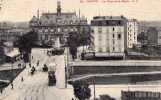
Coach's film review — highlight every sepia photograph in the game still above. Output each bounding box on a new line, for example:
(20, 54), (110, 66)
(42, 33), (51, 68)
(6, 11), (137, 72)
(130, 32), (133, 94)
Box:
(1, 0), (161, 100)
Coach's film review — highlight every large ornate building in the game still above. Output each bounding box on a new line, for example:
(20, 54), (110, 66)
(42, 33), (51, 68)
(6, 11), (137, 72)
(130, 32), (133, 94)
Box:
(29, 1), (89, 47)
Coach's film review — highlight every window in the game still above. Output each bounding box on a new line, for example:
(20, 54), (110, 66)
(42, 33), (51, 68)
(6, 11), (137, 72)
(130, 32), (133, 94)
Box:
(51, 29), (54, 32)
(118, 34), (121, 39)
(70, 20), (73, 24)
(113, 27), (115, 31)
(113, 40), (115, 44)
(70, 28), (74, 31)
(99, 34), (102, 41)
(99, 47), (102, 52)
(113, 34), (115, 38)
(148, 92), (151, 98)
(45, 29), (48, 32)
(118, 21), (121, 25)
(113, 47), (115, 51)
(38, 29), (42, 33)
(64, 20), (67, 24)
(57, 28), (61, 32)
(66, 15), (69, 18)
(134, 36), (136, 40)
(98, 27), (102, 33)
(106, 48), (109, 52)
(91, 29), (94, 33)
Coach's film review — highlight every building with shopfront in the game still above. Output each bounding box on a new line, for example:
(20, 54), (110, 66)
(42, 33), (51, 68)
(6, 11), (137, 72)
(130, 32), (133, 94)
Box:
(121, 91), (161, 100)
(90, 16), (127, 58)
(90, 16), (139, 58)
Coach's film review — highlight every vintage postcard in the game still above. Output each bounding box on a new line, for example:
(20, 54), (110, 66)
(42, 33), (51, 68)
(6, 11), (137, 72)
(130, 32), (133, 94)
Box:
(1, 0), (161, 100)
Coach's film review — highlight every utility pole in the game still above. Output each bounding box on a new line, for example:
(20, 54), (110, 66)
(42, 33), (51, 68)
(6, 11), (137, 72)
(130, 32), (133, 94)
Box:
(93, 77), (96, 100)
(11, 58), (14, 82)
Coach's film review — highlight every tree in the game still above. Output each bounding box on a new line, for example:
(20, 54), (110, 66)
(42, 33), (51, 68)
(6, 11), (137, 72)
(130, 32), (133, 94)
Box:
(78, 31), (91, 46)
(67, 31), (90, 60)
(72, 81), (91, 100)
(67, 32), (79, 60)
(99, 95), (116, 100)
(17, 30), (38, 62)
(137, 32), (147, 44)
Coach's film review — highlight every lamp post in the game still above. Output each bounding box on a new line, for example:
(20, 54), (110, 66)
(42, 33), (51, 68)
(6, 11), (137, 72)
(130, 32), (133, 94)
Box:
(93, 76), (96, 100)
(64, 47), (69, 88)
(11, 58), (14, 82)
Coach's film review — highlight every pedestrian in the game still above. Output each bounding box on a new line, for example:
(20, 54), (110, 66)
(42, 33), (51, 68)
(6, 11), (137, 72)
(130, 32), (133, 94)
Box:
(0, 89), (3, 94)
(21, 77), (23, 82)
(18, 63), (21, 68)
(31, 66), (36, 75)
(71, 98), (74, 100)
(29, 63), (31, 68)
(11, 83), (13, 90)
(37, 60), (39, 66)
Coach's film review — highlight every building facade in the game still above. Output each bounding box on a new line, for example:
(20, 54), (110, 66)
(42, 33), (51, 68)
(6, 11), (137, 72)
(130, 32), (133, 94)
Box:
(121, 91), (161, 100)
(0, 45), (5, 64)
(90, 16), (127, 54)
(126, 19), (138, 48)
(157, 30), (161, 45)
(0, 28), (27, 43)
(0, 22), (28, 43)
(29, 1), (89, 47)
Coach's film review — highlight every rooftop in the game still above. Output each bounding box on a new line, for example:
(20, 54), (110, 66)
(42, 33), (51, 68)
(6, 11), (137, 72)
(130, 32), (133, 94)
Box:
(91, 16), (127, 26)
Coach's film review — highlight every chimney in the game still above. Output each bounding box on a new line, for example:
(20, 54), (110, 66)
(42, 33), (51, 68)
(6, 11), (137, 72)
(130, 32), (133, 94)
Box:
(57, 1), (61, 16)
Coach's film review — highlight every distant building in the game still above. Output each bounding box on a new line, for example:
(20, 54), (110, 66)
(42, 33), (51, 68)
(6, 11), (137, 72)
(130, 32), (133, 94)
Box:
(29, 1), (89, 47)
(90, 16), (127, 56)
(158, 30), (161, 45)
(121, 91), (161, 100)
(0, 23), (29, 43)
(0, 45), (5, 64)
(126, 19), (138, 48)
(139, 21), (161, 34)
(147, 27), (158, 45)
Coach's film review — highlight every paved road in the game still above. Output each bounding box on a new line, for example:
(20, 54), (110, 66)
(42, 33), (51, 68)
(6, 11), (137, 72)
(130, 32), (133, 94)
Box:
(0, 48), (72, 100)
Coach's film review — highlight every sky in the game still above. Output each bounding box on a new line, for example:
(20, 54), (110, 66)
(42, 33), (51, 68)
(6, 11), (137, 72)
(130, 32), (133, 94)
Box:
(0, 0), (161, 22)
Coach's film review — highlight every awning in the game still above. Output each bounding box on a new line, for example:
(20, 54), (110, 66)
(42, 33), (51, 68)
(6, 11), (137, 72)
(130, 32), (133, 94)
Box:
(5, 48), (20, 58)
